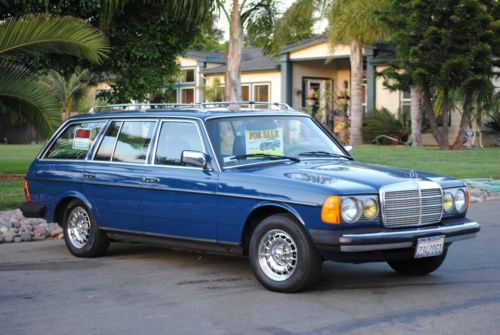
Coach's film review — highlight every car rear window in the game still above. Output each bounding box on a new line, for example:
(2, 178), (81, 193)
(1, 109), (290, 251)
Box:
(45, 122), (105, 160)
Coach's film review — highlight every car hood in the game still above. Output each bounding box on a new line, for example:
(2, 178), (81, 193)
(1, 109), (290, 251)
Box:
(228, 159), (464, 195)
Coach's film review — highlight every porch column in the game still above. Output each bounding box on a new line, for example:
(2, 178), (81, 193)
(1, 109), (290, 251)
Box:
(280, 54), (293, 106)
(366, 48), (375, 113)
(197, 60), (205, 103)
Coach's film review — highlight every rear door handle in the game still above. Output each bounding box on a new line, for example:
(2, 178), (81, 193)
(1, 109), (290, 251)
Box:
(143, 177), (159, 183)
(83, 173), (96, 179)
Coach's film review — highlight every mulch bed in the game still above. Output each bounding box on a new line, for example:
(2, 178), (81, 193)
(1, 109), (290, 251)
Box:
(0, 174), (24, 182)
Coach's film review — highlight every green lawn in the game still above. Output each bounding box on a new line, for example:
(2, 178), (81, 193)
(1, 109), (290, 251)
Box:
(352, 145), (500, 179)
(0, 181), (24, 211)
(0, 144), (43, 174)
(0, 144), (499, 210)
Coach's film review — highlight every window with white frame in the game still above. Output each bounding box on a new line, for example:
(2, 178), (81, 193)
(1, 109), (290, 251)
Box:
(400, 89), (412, 115)
(180, 68), (195, 83)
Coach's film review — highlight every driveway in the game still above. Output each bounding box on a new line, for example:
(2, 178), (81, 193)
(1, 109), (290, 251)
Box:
(1, 200), (499, 335)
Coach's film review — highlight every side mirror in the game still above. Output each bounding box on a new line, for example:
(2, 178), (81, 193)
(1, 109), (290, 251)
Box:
(181, 150), (208, 169)
(344, 145), (353, 155)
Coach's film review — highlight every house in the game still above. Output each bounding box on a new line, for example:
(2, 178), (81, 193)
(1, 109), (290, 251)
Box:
(179, 36), (485, 145)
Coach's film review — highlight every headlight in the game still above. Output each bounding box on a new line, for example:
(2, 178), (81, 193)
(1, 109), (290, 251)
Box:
(454, 189), (466, 213)
(341, 197), (362, 223)
(443, 192), (455, 213)
(362, 198), (378, 220)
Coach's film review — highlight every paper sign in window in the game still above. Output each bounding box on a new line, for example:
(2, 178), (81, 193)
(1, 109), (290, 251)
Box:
(245, 128), (284, 155)
(73, 128), (92, 150)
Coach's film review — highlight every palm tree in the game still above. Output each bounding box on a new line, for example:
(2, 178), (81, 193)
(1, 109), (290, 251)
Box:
(327, 0), (389, 145)
(46, 68), (92, 120)
(0, 14), (108, 138)
(216, 0), (276, 101)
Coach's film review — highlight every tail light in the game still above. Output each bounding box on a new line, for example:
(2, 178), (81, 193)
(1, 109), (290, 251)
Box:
(24, 180), (31, 202)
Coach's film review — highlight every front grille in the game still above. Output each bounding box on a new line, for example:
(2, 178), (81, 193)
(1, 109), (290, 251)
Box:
(381, 181), (443, 228)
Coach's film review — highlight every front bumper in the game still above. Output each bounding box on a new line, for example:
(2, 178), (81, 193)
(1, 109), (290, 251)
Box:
(309, 218), (480, 253)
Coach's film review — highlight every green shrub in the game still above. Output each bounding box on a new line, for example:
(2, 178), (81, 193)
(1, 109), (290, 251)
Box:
(363, 107), (411, 144)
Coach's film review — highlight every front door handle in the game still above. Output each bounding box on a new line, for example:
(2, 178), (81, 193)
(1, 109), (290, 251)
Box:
(83, 173), (96, 179)
(143, 177), (159, 183)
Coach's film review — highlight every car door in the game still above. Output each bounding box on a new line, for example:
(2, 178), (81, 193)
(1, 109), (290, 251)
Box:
(83, 119), (157, 232)
(141, 119), (218, 241)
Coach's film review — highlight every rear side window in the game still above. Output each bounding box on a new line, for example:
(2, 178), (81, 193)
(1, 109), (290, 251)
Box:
(45, 122), (105, 160)
(94, 121), (121, 161)
(113, 121), (155, 163)
(94, 121), (155, 164)
(154, 121), (204, 166)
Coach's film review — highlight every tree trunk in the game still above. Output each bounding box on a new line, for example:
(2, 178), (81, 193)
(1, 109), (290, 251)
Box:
(410, 87), (423, 147)
(440, 87), (450, 150)
(225, 0), (242, 102)
(421, 84), (445, 147)
(451, 92), (473, 150)
(348, 40), (363, 145)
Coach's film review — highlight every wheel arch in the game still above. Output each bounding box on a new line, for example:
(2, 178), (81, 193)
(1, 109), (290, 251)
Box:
(240, 202), (305, 256)
(53, 192), (94, 226)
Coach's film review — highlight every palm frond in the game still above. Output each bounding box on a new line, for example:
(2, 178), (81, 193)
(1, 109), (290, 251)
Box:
(0, 14), (109, 63)
(0, 61), (61, 138)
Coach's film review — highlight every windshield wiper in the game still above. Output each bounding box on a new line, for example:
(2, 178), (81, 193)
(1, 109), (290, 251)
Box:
(298, 151), (352, 160)
(230, 153), (300, 162)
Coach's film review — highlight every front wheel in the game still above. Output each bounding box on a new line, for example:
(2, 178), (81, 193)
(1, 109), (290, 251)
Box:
(249, 214), (322, 292)
(387, 250), (447, 275)
(62, 199), (109, 257)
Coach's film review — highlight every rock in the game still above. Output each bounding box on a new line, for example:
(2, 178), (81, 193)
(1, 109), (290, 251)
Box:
(33, 234), (47, 241)
(20, 232), (32, 242)
(0, 226), (8, 233)
(2, 231), (16, 238)
(14, 236), (22, 243)
(4, 236), (14, 243)
(24, 225), (34, 232)
(33, 225), (47, 236)
(0, 237), (3, 243)
(49, 226), (63, 238)
(57, 233), (64, 240)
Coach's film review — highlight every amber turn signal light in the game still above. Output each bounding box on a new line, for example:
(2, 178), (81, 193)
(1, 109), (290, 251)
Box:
(24, 180), (31, 202)
(321, 196), (340, 224)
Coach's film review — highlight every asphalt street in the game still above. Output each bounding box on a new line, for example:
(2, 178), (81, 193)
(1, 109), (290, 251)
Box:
(1, 200), (499, 335)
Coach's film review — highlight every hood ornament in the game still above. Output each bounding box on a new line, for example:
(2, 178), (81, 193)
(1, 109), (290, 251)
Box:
(409, 169), (418, 179)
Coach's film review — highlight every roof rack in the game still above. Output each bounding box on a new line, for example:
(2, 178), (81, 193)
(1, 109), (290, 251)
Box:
(88, 103), (203, 113)
(88, 101), (294, 113)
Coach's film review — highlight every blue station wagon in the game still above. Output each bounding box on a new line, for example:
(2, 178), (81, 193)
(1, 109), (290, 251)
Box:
(21, 102), (480, 292)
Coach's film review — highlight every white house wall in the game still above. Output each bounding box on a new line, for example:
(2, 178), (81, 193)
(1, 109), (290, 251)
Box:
(205, 72), (281, 102)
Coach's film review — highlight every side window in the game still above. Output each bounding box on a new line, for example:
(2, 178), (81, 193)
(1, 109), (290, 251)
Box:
(45, 122), (105, 160)
(94, 121), (121, 161)
(112, 121), (155, 164)
(154, 121), (204, 166)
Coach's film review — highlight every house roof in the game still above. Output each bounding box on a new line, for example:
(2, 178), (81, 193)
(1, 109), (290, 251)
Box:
(185, 50), (226, 64)
(203, 47), (280, 74)
(279, 35), (328, 54)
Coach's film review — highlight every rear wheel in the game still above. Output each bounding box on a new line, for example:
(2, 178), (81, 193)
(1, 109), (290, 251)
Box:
(387, 250), (447, 275)
(62, 199), (109, 257)
(249, 213), (322, 292)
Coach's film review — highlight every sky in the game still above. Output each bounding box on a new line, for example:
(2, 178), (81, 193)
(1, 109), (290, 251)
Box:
(215, 0), (296, 40)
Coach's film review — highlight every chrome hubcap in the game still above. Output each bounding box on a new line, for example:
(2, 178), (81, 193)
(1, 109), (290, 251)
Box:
(67, 207), (91, 249)
(258, 229), (298, 281)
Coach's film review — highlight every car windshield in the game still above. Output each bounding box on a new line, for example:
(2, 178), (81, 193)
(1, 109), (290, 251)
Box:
(206, 115), (347, 168)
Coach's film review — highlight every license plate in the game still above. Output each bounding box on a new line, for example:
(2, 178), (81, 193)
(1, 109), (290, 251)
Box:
(414, 236), (445, 258)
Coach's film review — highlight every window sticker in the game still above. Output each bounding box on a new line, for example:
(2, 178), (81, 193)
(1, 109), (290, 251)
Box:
(73, 128), (92, 150)
(245, 128), (284, 155)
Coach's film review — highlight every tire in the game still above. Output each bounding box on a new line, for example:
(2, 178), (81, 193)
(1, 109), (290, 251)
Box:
(387, 249), (447, 275)
(249, 213), (322, 292)
(62, 199), (109, 257)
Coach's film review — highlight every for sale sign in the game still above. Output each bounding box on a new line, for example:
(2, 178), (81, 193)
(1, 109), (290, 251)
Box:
(73, 128), (92, 150)
(245, 128), (284, 155)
